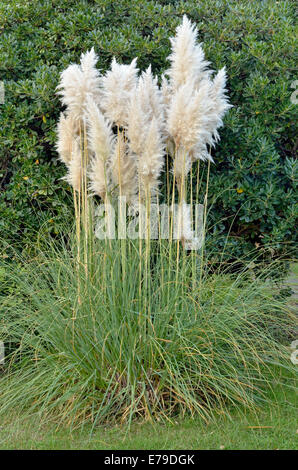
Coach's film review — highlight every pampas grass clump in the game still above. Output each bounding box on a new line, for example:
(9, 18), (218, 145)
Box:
(2, 17), (294, 431)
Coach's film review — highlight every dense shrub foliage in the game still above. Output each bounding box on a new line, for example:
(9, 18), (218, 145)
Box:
(0, 0), (297, 259)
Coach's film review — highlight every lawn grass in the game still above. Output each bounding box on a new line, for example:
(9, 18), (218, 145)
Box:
(0, 383), (296, 450)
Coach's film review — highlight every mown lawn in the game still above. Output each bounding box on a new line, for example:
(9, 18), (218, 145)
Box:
(0, 384), (296, 450)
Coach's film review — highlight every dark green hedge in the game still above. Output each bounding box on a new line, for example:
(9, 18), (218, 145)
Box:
(0, 0), (297, 259)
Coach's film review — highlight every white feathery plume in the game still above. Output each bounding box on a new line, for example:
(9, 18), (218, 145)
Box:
(56, 112), (83, 192)
(189, 143), (211, 163)
(126, 83), (148, 156)
(167, 80), (215, 178)
(206, 67), (232, 143)
(161, 74), (174, 154)
(127, 65), (164, 152)
(127, 72), (165, 197)
(188, 68), (231, 163)
(173, 145), (192, 181)
(127, 66), (164, 153)
(57, 48), (101, 121)
(137, 66), (164, 128)
(167, 82), (191, 150)
(138, 118), (164, 196)
(56, 112), (80, 165)
(167, 15), (210, 90)
(64, 138), (82, 192)
(166, 17), (231, 169)
(85, 97), (114, 199)
(168, 79), (214, 152)
(101, 57), (138, 127)
(109, 132), (138, 203)
(161, 74), (172, 109)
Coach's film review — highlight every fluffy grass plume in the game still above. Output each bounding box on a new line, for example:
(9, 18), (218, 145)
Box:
(109, 132), (138, 203)
(138, 117), (164, 196)
(167, 15), (210, 90)
(101, 57), (138, 127)
(127, 67), (165, 197)
(57, 48), (101, 121)
(166, 17), (230, 174)
(85, 97), (114, 200)
(56, 112), (80, 166)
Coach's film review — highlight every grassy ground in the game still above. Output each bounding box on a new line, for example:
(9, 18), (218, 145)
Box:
(0, 384), (296, 450)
